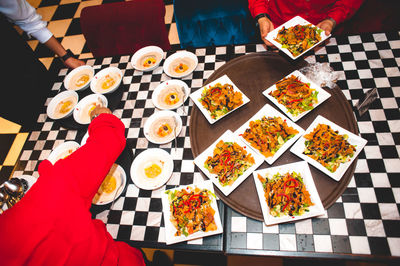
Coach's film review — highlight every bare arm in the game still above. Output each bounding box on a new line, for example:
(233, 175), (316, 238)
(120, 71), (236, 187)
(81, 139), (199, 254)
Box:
(257, 16), (275, 47)
(44, 36), (85, 69)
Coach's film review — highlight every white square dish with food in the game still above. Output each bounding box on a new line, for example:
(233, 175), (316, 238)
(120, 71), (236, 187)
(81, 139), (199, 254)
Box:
(266, 16), (330, 60)
(263, 70), (331, 122)
(189, 75), (250, 124)
(235, 104), (304, 165)
(161, 180), (223, 245)
(290, 115), (367, 181)
(193, 130), (264, 196)
(253, 161), (325, 226)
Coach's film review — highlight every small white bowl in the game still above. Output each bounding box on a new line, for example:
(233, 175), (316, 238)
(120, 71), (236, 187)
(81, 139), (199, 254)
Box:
(90, 67), (123, 94)
(130, 148), (173, 190)
(152, 80), (190, 110)
(73, 94), (108, 125)
(64, 65), (94, 91)
(92, 164), (127, 205)
(47, 90), (79, 120)
(131, 46), (164, 72)
(47, 141), (80, 164)
(143, 110), (182, 144)
(163, 51), (198, 78)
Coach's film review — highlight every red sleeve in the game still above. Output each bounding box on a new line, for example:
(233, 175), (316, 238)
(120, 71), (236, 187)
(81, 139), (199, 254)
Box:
(248, 0), (269, 18)
(326, 0), (364, 25)
(53, 113), (126, 201)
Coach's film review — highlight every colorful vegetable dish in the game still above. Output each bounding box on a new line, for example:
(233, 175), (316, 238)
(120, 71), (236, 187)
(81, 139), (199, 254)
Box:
(274, 24), (322, 57)
(199, 83), (243, 119)
(241, 116), (299, 158)
(258, 171), (314, 217)
(303, 123), (356, 172)
(166, 186), (218, 237)
(204, 140), (255, 186)
(269, 74), (318, 116)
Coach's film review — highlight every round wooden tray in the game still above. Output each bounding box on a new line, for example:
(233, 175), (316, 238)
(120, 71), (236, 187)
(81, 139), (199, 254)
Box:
(189, 52), (358, 221)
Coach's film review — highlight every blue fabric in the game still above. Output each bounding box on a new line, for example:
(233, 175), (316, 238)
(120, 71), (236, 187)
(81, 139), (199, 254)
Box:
(174, 0), (258, 48)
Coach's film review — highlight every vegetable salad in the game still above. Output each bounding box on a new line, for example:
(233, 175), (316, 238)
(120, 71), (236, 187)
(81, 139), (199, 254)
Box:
(303, 123), (356, 172)
(204, 140), (255, 186)
(258, 171), (314, 217)
(166, 187), (217, 237)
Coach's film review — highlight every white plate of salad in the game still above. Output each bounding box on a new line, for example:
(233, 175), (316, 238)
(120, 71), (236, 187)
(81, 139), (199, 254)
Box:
(234, 104), (304, 165)
(263, 70), (331, 122)
(253, 161), (325, 226)
(189, 74), (250, 124)
(265, 16), (330, 60)
(193, 130), (264, 196)
(161, 180), (223, 245)
(290, 115), (367, 181)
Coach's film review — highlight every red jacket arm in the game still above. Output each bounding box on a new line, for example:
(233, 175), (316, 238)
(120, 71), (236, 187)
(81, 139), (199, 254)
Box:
(248, 0), (269, 18)
(54, 113), (126, 201)
(326, 0), (364, 25)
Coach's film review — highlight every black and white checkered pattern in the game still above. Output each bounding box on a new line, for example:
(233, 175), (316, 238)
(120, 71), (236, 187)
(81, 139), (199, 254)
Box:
(225, 32), (400, 258)
(13, 32), (400, 257)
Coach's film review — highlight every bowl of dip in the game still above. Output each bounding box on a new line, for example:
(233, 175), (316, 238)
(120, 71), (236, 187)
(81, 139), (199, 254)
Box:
(47, 141), (80, 164)
(73, 93), (108, 125)
(47, 90), (79, 120)
(64, 65), (94, 91)
(152, 80), (189, 110)
(131, 46), (164, 72)
(90, 66), (123, 94)
(163, 51), (198, 78)
(92, 163), (127, 205)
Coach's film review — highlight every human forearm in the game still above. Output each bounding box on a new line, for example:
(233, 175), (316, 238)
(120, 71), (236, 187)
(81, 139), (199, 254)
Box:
(44, 36), (67, 57)
(44, 36), (85, 69)
(65, 114), (126, 199)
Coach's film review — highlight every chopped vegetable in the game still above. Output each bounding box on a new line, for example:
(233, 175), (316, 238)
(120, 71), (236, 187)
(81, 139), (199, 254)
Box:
(269, 74), (318, 116)
(274, 24), (323, 57)
(258, 171), (314, 217)
(241, 116), (299, 158)
(199, 83), (243, 119)
(204, 140), (255, 186)
(303, 123), (356, 172)
(166, 187), (217, 237)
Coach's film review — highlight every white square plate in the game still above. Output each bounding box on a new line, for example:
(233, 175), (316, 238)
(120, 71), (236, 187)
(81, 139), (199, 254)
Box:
(234, 104), (304, 165)
(290, 115), (368, 181)
(161, 180), (223, 245)
(189, 75), (250, 124)
(193, 130), (264, 196)
(253, 161), (325, 226)
(266, 16), (331, 60)
(263, 70), (331, 122)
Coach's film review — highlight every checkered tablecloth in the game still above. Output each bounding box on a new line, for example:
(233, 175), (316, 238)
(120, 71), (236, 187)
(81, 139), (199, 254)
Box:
(14, 31), (400, 258)
(224, 32), (400, 259)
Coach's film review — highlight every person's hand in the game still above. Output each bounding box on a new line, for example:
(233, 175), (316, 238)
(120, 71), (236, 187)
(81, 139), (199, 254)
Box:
(90, 106), (112, 121)
(317, 19), (335, 36)
(63, 57), (85, 69)
(258, 16), (275, 47)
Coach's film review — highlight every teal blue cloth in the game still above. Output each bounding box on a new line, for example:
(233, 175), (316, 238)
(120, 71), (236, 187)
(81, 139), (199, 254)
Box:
(174, 0), (258, 48)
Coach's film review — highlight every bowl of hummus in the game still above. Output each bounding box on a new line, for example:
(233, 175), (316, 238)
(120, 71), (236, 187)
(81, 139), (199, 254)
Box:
(163, 51), (198, 78)
(73, 93), (108, 125)
(152, 80), (189, 110)
(131, 46), (164, 72)
(144, 111), (182, 144)
(64, 65), (94, 91)
(47, 141), (80, 164)
(130, 148), (173, 190)
(47, 90), (79, 120)
(90, 67), (123, 94)
(92, 163), (126, 205)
